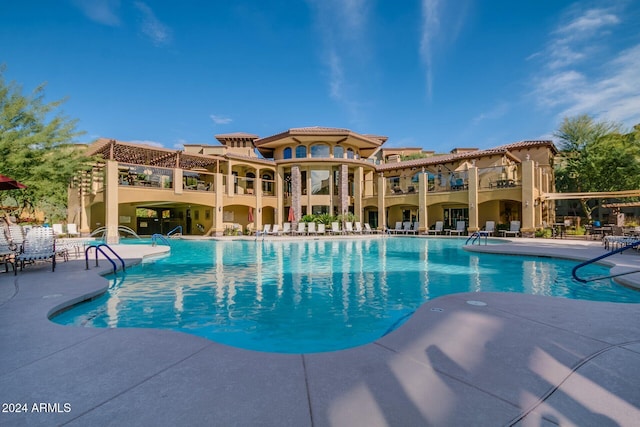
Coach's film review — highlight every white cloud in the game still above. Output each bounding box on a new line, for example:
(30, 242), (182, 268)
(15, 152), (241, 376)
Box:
(529, 5), (640, 128)
(420, 0), (440, 99)
(307, 0), (369, 124)
(472, 102), (510, 125)
(134, 1), (172, 45)
(210, 115), (233, 125)
(73, 0), (121, 26)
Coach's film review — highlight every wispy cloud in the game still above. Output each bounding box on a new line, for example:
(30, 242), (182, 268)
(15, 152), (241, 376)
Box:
(73, 0), (121, 26)
(134, 1), (172, 46)
(529, 5), (639, 127)
(419, 0), (469, 100)
(472, 102), (510, 125)
(307, 0), (369, 125)
(210, 115), (233, 125)
(420, 0), (440, 99)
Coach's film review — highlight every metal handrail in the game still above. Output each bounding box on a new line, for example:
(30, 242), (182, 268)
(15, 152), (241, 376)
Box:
(465, 231), (488, 245)
(572, 240), (640, 283)
(151, 233), (170, 246)
(85, 243), (126, 274)
(167, 225), (182, 236)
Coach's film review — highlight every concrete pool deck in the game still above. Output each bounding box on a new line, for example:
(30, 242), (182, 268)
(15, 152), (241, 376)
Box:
(0, 237), (639, 426)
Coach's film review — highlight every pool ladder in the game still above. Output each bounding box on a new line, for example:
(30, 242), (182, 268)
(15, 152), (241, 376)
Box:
(465, 231), (489, 245)
(572, 239), (640, 283)
(151, 233), (171, 246)
(85, 243), (126, 274)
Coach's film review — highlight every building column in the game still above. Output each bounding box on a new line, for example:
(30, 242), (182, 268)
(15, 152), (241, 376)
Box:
(338, 164), (349, 218)
(276, 166), (284, 225)
(291, 166), (301, 225)
(214, 172), (224, 236)
(104, 160), (120, 244)
(467, 165), (479, 232)
(354, 166), (363, 223)
(255, 176), (263, 229)
(521, 159), (535, 237)
(174, 168), (183, 194)
(418, 171), (428, 233)
(377, 173), (386, 231)
(227, 161), (234, 196)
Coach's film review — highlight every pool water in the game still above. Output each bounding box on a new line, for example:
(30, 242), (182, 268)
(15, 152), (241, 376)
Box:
(52, 238), (640, 353)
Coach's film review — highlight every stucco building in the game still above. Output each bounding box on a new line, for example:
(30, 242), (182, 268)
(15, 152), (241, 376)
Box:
(69, 127), (558, 241)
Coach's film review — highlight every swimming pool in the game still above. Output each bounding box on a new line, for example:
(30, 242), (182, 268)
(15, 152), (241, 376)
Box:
(53, 238), (640, 353)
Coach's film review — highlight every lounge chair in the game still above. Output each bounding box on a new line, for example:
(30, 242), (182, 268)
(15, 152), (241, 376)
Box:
(268, 224), (280, 236)
(344, 222), (354, 234)
(66, 223), (80, 237)
(427, 221), (444, 235)
(501, 220), (521, 237)
(389, 222), (403, 234)
(402, 221), (415, 234)
(330, 222), (341, 235)
(15, 227), (57, 274)
(52, 223), (66, 238)
(354, 222), (363, 234)
(281, 222), (291, 235)
(481, 221), (495, 236)
(447, 220), (466, 236)
(1, 230), (15, 272)
(307, 222), (317, 235)
(364, 223), (379, 234)
(8, 224), (25, 249)
(294, 222), (306, 236)
(256, 224), (271, 236)
(317, 223), (326, 235)
(413, 221), (421, 234)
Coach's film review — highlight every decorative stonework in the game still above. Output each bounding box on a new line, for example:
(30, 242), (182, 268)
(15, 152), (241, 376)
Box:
(339, 164), (349, 216)
(291, 166), (301, 223)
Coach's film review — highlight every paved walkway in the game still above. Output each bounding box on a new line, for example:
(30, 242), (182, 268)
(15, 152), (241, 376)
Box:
(1, 238), (639, 426)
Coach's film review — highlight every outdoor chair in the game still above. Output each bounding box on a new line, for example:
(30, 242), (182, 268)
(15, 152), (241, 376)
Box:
(330, 222), (342, 235)
(481, 221), (495, 236)
(447, 221), (466, 236)
(268, 224), (280, 236)
(256, 224), (271, 236)
(294, 222), (306, 236)
(1, 230), (15, 272)
(413, 222), (420, 234)
(281, 222), (291, 235)
(307, 222), (317, 235)
(52, 223), (66, 237)
(364, 223), (379, 234)
(389, 222), (403, 234)
(317, 223), (326, 235)
(500, 221), (521, 237)
(15, 227), (57, 274)
(66, 223), (80, 237)
(344, 222), (354, 234)
(402, 221), (415, 234)
(354, 222), (363, 234)
(427, 221), (444, 235)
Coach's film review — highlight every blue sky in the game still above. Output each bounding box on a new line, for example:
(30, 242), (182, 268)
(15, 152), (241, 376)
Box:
(1, 1), (639, 153)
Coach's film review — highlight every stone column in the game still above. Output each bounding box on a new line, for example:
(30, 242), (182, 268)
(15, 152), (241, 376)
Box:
(467, 165), (479, 232)
(104, 160), (120, 244)
(521, 159), (535, 237)
(174, 168), (183, 194)
(377, 173), (386, 231)
(291, 166), (301, 224)
(418, 171), (428, 233)
(338, 164), (349, 218)
(354, 166), (363, 223)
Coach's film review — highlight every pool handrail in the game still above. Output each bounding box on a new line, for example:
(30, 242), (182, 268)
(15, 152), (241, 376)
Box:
(151, 233), (170, 246)
(167, 225), (182, 237)
(465, 231), (488, 245)
(85, 243), (126, 274)
(572, 239), (640, 283)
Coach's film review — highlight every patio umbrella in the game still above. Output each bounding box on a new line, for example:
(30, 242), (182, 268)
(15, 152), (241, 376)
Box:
(0, 174), (27, 191)
(288, 206), (295, 222)
(248, 207), (254, 222)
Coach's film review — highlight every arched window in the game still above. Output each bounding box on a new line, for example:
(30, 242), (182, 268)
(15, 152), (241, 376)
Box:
(310, 144), (330, 158)
(295, 145), (307, 159)
(283, 147), (292, 159)
(346, 148), (354, 159)
(333, 146), (344, 159)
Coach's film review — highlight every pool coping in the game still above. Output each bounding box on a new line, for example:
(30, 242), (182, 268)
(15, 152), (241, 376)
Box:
(1, 237), (639, 426)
